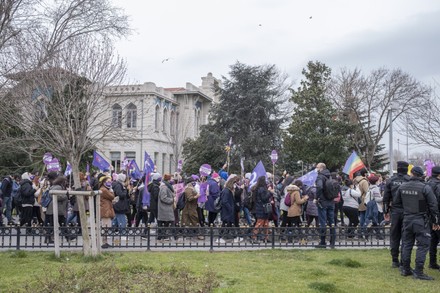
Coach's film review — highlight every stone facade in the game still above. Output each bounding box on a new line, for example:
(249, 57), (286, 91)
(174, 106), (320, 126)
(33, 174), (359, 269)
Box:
(96, 73), (219, 175)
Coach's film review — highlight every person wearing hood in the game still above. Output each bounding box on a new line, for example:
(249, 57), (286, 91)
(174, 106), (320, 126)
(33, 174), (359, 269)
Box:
(205, 172), (221, 227)
(19, 172), (37, 228)
(353, 168), (370, 239)
(146, 173), (162, 226)
(99, 176), (115, 249)
(314, 163), (336, 248)
(112, 173), (129, 229)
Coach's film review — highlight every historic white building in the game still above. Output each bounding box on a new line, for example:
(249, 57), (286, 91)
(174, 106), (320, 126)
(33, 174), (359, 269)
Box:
(96, 73), (219, 174)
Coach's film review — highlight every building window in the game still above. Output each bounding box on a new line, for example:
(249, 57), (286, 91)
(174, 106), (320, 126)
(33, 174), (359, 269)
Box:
(112, 104), (122, 128)
(125, 152), (136, 161)
(170, 111), (176, 136)
(163, 108), (168, 134)
(162, 153), (166, 175)
(169, 154), (174, 173)
(154, 152), (159, 168)
(126, 103), (137, 129)
(110, 151), (121, 171)
(154, 105), (160, 132)
(194, 109), (200, 136)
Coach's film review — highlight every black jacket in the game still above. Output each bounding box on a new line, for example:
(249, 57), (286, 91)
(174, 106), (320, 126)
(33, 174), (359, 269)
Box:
(146, 180), (161, 210)
(316, 169), (333, 207)
(383, 173), (410, 213)
(112, 181), (129, 214)
(1, 177), (12, 198)
(20, 180), (36, 205)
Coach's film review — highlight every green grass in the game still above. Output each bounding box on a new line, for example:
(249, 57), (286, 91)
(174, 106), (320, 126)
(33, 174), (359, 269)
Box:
(0, 249), (439, 292)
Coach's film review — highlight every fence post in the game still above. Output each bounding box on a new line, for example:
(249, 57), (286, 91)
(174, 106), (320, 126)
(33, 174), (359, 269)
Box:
(209, 225), (214, 252)
(271, 226), (275, 249)
(146, 224), (151, 251)
(95, 192), (102, 254)
(16, 226), (20, 250)
(53, 194), (60, 258)
(88, 193), (97, 257)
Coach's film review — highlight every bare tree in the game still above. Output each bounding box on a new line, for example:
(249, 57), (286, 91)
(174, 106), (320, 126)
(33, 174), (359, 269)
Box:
(406, 82), (440, 150)
(329, 68), (431, 168)
(1, 35), (126, 255)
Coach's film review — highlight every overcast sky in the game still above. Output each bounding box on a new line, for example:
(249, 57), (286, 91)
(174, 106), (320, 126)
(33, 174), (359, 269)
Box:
(113, 0), (440, 157)
(114, 0), (440, 89)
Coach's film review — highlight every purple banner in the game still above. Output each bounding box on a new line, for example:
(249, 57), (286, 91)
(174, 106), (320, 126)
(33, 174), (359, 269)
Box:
(177, 159), (183, 173)
(43, 152), (53, 165)
(271, 150), (278, 164)
(198, 181), (208, 203)
(199, 164), (212, 177)
(47, 158), (61, 172)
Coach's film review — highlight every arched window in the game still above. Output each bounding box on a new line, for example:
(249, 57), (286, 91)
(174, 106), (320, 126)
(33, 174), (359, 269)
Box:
(163, 108), (168, 134)
(112, 104), (122, 128)
(126, 103), (137, 128)
(170, 111), (176, 136)
(154, 105), (160, 132)
(194, 109), (200, 136)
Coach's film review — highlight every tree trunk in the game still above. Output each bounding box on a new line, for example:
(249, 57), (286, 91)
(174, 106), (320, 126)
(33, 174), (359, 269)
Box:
(71, 160), (92, 256)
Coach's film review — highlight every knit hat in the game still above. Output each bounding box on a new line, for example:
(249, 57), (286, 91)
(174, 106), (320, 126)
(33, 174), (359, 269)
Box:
(368, 174), (380, 185)
(432, 166), (440, 177)
(397, 161), (409, 174)
(411, 166), (424, 177)
(163, 174), (172, 181)
(211, 172), (220, 180)
(151, 173), (161, 181)
(191, 174), (200, 181)
(21, 172), (30, 181)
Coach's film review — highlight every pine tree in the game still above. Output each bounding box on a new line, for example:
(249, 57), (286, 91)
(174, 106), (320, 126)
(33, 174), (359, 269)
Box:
(284, 61), (350, 171)
(182, 62), (290, 174)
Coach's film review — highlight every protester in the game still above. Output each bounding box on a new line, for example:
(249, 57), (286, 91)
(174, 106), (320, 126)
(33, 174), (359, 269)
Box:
(157, 174), (175, 241)
(205, 172), (221, 226)
(99, 176), (115, 249)
(181, 176), (200, 240)
(342, 179), (361, 239)
(251, 176), (273, 244)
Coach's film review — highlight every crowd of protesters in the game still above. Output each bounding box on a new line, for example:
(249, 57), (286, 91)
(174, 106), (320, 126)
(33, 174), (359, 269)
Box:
(1, 160), (439, 280)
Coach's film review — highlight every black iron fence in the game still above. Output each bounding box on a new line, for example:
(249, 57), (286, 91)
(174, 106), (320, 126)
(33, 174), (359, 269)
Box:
(0, 225), (391, 251)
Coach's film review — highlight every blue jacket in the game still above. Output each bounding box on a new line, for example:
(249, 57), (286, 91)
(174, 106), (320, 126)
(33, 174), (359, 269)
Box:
(220, 188), (235, 223)
(205, 178), (220, 212)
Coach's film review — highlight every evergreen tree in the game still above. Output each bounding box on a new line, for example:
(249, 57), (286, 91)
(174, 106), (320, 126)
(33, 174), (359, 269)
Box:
(182, 62), (290, 175)
(284, 61), (350, 171)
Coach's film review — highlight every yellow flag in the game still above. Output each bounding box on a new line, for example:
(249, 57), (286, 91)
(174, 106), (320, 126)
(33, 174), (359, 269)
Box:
(407, 164), (413, 175)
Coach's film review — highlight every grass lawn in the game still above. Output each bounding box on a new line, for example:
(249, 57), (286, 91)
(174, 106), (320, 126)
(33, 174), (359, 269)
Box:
(0, 249), (439, 292)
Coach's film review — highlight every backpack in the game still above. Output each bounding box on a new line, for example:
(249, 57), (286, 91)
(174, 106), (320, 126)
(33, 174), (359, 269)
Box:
(40, 188), (52, 208)
(13, 185), (23, 207)
(176, 193), (186, 210)
(284, 193), (292, 206)
(324, 177), (340, 200)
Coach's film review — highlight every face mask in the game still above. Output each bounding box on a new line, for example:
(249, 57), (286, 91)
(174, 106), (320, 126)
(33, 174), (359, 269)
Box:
(104, 182), (112, 189)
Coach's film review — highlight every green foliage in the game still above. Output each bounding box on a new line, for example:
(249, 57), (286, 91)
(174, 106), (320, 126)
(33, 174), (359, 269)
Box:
(284, 61), (351, 170)
(308, 282), (337, 293)
(183, 61), (289, 174)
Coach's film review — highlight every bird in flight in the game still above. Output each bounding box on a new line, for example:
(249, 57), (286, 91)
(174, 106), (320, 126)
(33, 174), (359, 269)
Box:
(309, 16), (312, 19)
(258, 24), (262, 27)
(162, 58), (172, 63)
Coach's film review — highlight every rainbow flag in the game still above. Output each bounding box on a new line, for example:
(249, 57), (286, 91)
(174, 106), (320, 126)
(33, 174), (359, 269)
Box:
(342, 151), (366, 179)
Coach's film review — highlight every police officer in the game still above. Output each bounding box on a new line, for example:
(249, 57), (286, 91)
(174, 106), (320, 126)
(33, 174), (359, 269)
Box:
(383, 161), (410, 268)
(427, 166), (440, 270)
(395, 166), (440, 280)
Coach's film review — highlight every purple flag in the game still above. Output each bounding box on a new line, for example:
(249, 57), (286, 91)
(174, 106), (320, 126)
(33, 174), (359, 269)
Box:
(199, 164), (211, 176)
(424, 159), (435, 177)
(43, 153), (53, 165)
(198, 181), (208, 203)
(297, 169), (318, 186)
(64, 161), (72, 176)
(142, 151), (155, 207)
(121, 157), (129, 171)
(92, 151), (111, 171)
(127, 160), (142, 180)
(249, 161), (267, 188)
(177, 160), (183, 173)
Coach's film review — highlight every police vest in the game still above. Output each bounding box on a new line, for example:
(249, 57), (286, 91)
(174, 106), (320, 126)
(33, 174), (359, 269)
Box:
(390, 174), (410, 208)
(400, 181), (427, 215)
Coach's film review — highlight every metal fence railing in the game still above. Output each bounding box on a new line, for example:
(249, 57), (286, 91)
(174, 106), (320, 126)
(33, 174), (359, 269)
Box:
(0, 225), (391, 251)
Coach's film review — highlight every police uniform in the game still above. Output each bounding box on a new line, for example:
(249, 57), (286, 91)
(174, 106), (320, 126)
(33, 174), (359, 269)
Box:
(427, 166), (440, 269)
(383, 161), (410, 267)
(395, 166), (439, 280)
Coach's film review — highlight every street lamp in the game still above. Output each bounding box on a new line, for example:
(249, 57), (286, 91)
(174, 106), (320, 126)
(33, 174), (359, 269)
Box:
(388, 101), (399, 176)
(297, 160), (304, 176)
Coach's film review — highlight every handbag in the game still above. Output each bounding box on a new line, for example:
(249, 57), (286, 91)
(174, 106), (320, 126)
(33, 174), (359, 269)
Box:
(284, 194), (292, 206)
(263, 203), (272, 214)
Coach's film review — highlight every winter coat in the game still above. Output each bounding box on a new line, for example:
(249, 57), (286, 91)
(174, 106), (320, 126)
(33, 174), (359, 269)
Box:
(147, 180), (161, 210)
(158, 182), (175, 222)
(112, 181), (129, 214)
(205, 178), (220, 213)
(181, 184), (199, 227)
(287, 186), (307, 217)
(19, 179), (36, 206)
(315, 169), (333, 207)
(220, 188), (235, 223)
(1, 177), (12, 198)
(342, 187), (361, 209)
(46, 184), (68, 216)
(304, 186), (318, 217)
(255, 187), (272, 220)
(365, 184), (383, 213)
(100, 186), (115, 219)
(72, 182), (90, 212)
(353, 176), (369, 212)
